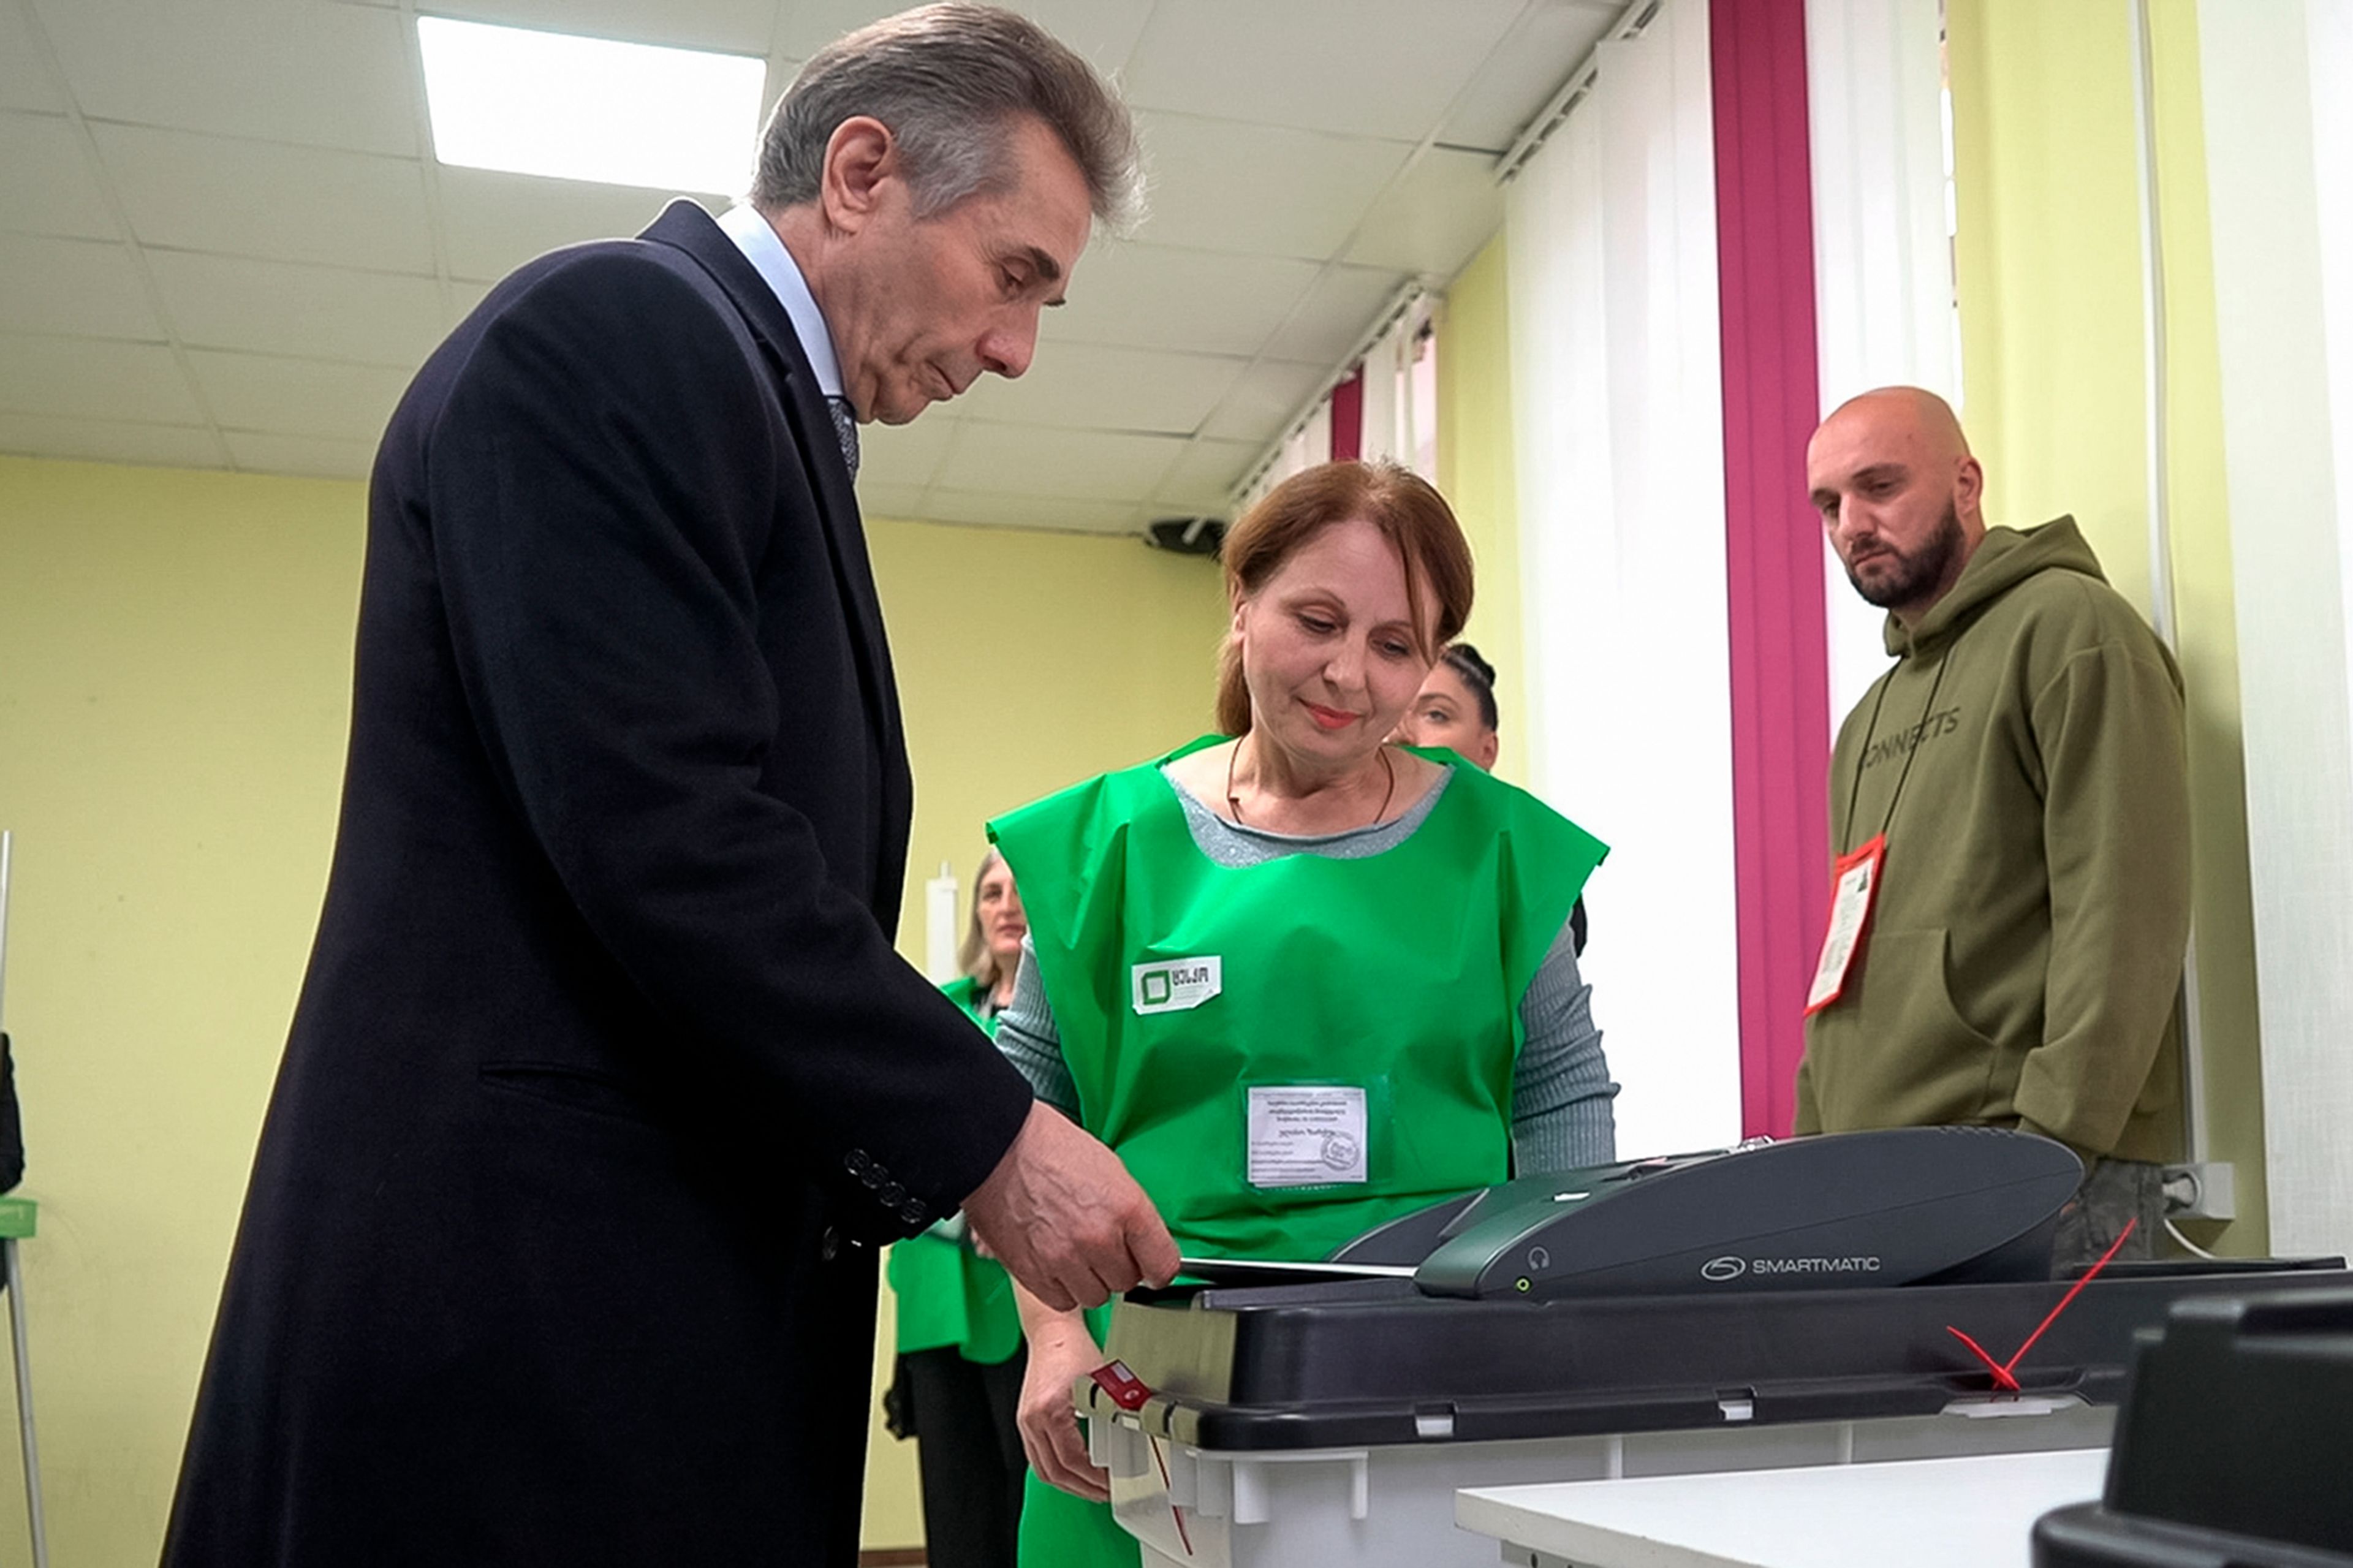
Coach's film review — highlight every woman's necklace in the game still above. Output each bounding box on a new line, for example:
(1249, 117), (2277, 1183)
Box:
(1225, 737), (1397, 829)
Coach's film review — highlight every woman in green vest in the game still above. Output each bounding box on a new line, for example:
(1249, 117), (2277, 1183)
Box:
(884, 849), (1031, 1568)
(986, 461), (1618, 1567)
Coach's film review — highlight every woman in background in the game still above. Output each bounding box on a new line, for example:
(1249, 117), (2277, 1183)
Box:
(989, 461), (1616, 1567)
(1396, 640), (1501, 770)
(884, 849), (1030, 1568)
(1395, 642), (1586, 955)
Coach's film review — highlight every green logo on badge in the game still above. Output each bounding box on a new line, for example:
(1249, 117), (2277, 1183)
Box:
(1131, 956), (1222, 1015)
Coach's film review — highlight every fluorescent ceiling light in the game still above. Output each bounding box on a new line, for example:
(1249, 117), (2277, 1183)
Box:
(417, 15), (767, 194)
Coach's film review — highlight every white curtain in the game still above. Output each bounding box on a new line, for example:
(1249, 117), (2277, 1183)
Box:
(1354, 300), (1436, 474)
(2199, 0), (2353, 1256)
(1806, 0), (1955, 722)
(1237, 403), (1331, 513)
(1359, 324), (1403, 468)
(1507, 0), (1739, 1159)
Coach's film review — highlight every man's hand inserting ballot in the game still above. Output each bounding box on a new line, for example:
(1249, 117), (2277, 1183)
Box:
(964, 1100), (1178, 1312)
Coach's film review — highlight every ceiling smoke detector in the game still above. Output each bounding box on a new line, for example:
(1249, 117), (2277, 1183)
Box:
(1145, 517), (1227, 558)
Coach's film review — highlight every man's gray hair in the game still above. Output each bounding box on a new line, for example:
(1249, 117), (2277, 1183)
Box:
(750, 3), (1143, 234)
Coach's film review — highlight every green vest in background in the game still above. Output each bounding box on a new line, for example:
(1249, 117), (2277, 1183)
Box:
(884, 974), (1023, 1364)
(990, 738), (1607, 1265)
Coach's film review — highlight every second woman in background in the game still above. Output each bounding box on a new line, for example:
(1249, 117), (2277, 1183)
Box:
(988, 461), (1618, 1567)
(884, 849), (1031, 1568)
(1395, 642), (1587, 956)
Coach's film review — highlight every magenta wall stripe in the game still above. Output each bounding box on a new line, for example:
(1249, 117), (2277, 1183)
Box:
(1710, 0), (1832, 1137)
(1328, 365), (1364, 464)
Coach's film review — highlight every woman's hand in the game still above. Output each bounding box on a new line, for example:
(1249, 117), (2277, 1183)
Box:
(1017, 1310), (1111, 1501)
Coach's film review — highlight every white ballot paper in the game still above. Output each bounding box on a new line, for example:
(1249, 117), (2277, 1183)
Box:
(1247, 1085), (1369, 1187)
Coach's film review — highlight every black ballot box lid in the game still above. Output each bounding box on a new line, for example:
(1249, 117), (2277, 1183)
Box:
(2033, 1288), (2353, 1567)
(1090, 1260), (2353, 1453)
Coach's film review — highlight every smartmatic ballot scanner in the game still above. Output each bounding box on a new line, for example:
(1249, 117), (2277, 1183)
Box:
(1332, 1124), (2083, 1297)
(1078, 1129), (2352, 1568)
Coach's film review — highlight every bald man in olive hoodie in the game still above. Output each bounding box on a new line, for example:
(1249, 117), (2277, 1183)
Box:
(1797, 388), (2188, 1267)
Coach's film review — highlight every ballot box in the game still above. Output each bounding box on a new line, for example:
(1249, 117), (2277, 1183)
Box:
(2033, 1286), (2353, 1567)
(1082, 1261), (2352, 1568)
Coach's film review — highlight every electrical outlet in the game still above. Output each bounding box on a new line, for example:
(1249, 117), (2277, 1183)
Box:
(2160, 1161), (2236, 1222)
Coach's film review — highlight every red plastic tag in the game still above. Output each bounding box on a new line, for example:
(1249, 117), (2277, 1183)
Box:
(1089, 1359), (1153, 1412)
(1806, 833), (1886, 1015)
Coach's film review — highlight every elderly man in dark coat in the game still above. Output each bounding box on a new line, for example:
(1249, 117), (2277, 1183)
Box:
(162, 8), (1175, 1564)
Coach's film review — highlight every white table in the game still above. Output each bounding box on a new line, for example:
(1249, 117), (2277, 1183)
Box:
(1457, 1447), (2110, 1568)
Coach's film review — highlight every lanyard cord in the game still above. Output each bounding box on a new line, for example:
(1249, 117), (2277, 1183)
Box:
(1841, 650), (1953, 856)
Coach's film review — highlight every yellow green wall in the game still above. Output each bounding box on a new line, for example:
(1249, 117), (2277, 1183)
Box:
(1436, 232), (1529, 781)
(1949, 0), (2267, 1249)
(0, 453), (1225, 1563)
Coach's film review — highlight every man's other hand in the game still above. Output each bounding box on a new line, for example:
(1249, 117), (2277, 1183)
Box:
(963, 1101), (1178, 1311)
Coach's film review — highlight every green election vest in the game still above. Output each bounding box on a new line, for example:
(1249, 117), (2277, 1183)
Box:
(884, 975), (1022, 1363)
(990, 738), (1607, 1265)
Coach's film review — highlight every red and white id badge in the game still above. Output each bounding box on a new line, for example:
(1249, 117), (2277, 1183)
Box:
(1805, 834), (1885, 1015)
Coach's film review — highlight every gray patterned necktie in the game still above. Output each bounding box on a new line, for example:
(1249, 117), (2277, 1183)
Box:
(825, 395), (860, 480)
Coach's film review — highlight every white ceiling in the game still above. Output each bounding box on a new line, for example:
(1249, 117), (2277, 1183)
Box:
(0, 0), (1622, 532)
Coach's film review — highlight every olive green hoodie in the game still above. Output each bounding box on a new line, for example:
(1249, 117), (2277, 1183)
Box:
(1795, 517), (2188, 1163)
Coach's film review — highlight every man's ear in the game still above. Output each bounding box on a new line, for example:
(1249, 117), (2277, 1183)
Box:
(820, 116), (897, 235)
(1953, 453), (1985, 514)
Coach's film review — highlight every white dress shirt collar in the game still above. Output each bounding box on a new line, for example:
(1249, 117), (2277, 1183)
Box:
(716, 202), (847, 406)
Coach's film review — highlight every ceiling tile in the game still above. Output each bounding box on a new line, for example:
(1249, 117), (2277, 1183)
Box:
(1122, 0), (1524, 142)
(915, 488), (1143, 534)
(0, 111), (117, 240)
(956, 343), (1246, 436)
(223, 429), (377, 480)
(770, 0), (1156, 74)
(0, 2), (68, 113)
(1152, 437), (1262, 509)
(34, 0), (417, 157)
(1014, 0), (1158, 72)
(857, 412), (960, 490)
(148, 251), (448, 365)
(0, 333), (206, 425)
(1438, 0), (1623, 153)
(1130, 111), (1409, 260)
(1048, 242), (1320, 359)
(1260, 263), (1411, 364)
(0, 233), (159, 339)
(186, 349), (411, 443)
(0, 412), (222, 470)
(1199, 359), (1330, 444)
(439, 167), (700, 281)
(1344, 145), (1505, 276)
(93, 122), (435, 273)
(425, 0), (780, 55)
(933, 423), (1182, 501)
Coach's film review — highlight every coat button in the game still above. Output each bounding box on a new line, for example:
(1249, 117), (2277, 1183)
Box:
(820, 1226), (841, 1261)
(843, 1149), (871, 1176)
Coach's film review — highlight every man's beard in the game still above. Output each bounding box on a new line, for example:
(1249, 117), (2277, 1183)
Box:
(1846, 502), (1964, 610)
